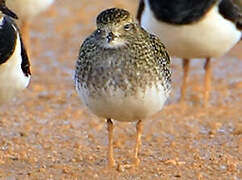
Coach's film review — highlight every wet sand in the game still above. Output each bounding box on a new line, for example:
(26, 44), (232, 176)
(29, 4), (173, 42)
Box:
(0, 0), (241, 179)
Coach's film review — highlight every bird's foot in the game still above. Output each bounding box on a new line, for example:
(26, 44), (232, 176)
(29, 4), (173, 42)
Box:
(108, 158), (116, 169)
(116, 158), (140, 172)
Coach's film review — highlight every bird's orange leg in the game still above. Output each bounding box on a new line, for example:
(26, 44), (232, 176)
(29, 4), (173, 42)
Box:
(107, 118), (115, 168)
(204, 58), (212, 107)
(133, 120), (143, 167)
(180, 58), (190, 102)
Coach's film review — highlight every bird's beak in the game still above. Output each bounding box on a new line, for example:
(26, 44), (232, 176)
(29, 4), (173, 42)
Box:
(106, 32), (116, 43)
(0, 6), (18, 19)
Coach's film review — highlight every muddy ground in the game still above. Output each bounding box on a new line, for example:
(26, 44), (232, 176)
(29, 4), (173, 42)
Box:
(0, 0), (241, 179)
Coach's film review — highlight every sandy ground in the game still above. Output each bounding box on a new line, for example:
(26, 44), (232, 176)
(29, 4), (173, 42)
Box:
(0, 0), (242, 179)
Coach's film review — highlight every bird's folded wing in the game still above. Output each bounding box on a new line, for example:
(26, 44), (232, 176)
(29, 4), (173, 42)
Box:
(0, 17), (16, 64)
(219, 0), (242, 30)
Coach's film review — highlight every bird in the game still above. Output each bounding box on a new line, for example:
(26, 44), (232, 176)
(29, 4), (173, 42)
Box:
(137, 0), (242, 107)
(74, 8), (171, 168)
(0, 0), (31, 104)
(6, 0), (54, 56)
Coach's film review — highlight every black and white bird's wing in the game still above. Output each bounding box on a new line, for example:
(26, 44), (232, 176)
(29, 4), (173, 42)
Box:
(0, 16), (31, 76)
(219, 0), (242, 30)
(137, 0), (144, 23)
(234, 0), (242, 29)
(137, 0), (218, 25)
(0, 17), (17, 65)
(19, 34), (31, 76)
(8, 16), (31, 76)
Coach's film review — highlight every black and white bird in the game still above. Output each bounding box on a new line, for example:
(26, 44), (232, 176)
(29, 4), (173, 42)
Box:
(0, 0), (31, 104)
(6, 0), (55, 56)
(137, 0), (242, 106)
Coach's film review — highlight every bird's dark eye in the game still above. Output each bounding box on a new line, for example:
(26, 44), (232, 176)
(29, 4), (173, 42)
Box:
(96, 29), (102, 34)
(124, 24), (133, 31)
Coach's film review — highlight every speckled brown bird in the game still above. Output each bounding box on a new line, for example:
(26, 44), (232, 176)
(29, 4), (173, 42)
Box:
(74, 8), (171, 168)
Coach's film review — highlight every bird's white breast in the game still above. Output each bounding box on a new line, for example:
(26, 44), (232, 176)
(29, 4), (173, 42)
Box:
(76, 82), (168, 122)
(6, 0), (54, 19)
(141, 1), (241, 59)
(0, 30), (30, 104)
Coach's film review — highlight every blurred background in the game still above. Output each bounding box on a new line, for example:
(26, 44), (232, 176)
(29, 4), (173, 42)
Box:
(0, 0), (241, 179)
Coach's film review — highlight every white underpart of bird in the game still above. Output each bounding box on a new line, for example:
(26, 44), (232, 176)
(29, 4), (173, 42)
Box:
(141, 0), (241, 59)
(76, 82), (168, 122)
(0, 21), (30, 104)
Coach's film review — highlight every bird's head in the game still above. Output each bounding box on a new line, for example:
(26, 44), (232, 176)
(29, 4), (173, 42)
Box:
(0, 0), (18, 19)
(95, 8), (139, 48)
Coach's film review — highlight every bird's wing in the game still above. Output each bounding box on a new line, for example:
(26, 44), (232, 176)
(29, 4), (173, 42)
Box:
(137, 0), (217, 25)
(0, 17), (17, 65)
(74, 34), (95, 84)
(19, 34), (31, 76)
(136, 0), (144, 23)
(234, 0), (242, 29)
(6, 16), (31, 76)
(149, 34), (171, 84)
(219, 0), (242, 30)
